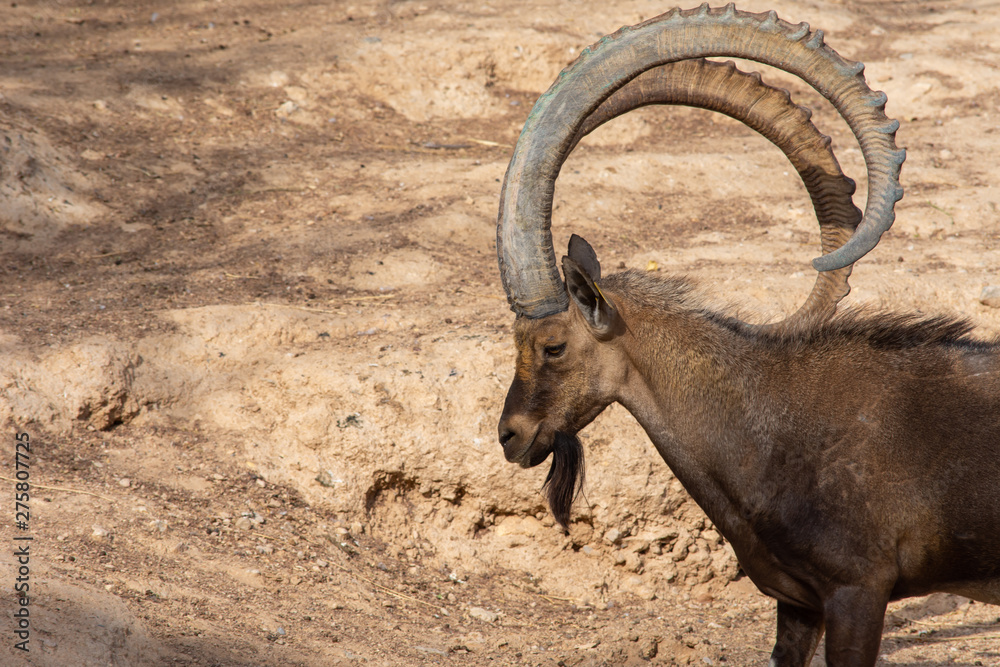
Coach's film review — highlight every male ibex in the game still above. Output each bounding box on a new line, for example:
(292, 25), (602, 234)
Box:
(495, 5), (1000, 665)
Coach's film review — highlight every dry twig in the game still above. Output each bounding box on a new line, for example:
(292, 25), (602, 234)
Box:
(0, 475), (115, 502)
(334, 563), (439, 610)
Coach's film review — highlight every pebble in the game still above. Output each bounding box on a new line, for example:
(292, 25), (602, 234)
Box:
(118, 478), (131, 487)
(90, 525), (110, 542)
(276, 100), (298, 117)
(980, 285), (1000, 308)
(468, 606), (499, 623)
(267, 71), (289, 87)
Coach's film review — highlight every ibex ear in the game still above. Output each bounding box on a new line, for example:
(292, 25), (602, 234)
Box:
(562, 238), (616, 337)
(567, 234), (601, 281)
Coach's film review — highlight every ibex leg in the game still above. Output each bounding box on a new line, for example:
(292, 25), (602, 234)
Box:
(823, 587), (888, 667)
(769, 601), (823, 667)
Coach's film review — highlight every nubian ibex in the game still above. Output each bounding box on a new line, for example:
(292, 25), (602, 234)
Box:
(495, 5), (1000, 665)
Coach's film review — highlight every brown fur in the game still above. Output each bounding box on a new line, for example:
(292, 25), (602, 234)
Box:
(499, 264), (1000, 666)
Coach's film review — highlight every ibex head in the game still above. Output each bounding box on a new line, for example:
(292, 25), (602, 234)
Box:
(496, 4), (905, 526)
(498, 236), (623, 526)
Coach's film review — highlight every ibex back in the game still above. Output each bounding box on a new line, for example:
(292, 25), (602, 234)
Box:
(494, 5), (1000, 666)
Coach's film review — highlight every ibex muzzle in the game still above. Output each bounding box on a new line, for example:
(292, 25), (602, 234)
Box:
(495, 5), (999, 666)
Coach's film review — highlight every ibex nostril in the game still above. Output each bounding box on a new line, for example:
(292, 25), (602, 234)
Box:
(499, 429), (515, 447)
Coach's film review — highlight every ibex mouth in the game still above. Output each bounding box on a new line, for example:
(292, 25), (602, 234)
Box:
(524, 442), (553, 469)
(503, 434), (553, 469)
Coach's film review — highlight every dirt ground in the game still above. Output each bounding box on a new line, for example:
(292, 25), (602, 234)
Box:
(1, 0), (999, 665)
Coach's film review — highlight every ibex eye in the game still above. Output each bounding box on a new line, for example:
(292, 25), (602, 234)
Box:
(543, 343), (566, 358)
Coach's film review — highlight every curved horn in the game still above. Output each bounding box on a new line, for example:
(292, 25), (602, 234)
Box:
(574, 58), (861, 327)
(497, 3), (904, 318)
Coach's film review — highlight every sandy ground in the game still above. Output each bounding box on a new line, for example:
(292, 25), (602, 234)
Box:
(1, 0), (999, 665)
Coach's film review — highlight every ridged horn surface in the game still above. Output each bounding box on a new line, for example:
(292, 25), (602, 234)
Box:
(573, 58), (860, 328)
(497, 3), (904, 318)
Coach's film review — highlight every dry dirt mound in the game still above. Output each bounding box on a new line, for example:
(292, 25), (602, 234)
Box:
(0, 122), (107, 247)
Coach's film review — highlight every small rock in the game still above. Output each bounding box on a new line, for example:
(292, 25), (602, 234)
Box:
(275, 100), (298, 117)
(90, 525), (109, 541)
(604, 528), (622, 545)
(267, 71), (290, 87)
(148, 520), (168, 533)
(118, 478), (131, 488)
(256, 545), (274, 555)
(980, 285), (1000, 308)
(639, 638), (659, 660)
(468, 606), (499, 623)
(695, 589), (715, 604)
(625, 552), (644, 573)
(234, 516), (254, 530)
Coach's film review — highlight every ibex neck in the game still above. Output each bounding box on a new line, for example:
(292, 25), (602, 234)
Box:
(614, 304), (772, 535)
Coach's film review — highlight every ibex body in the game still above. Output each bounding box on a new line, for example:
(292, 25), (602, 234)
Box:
(494, 5), (1000, 665)
(502, 260), (1000, 663)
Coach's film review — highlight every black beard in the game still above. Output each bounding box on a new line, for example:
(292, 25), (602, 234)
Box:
(542, 431), (586, 530)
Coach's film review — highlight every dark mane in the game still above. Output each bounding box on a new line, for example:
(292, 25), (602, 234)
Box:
(602, 269), (1000, 352)
(783, 311), (996, 351)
